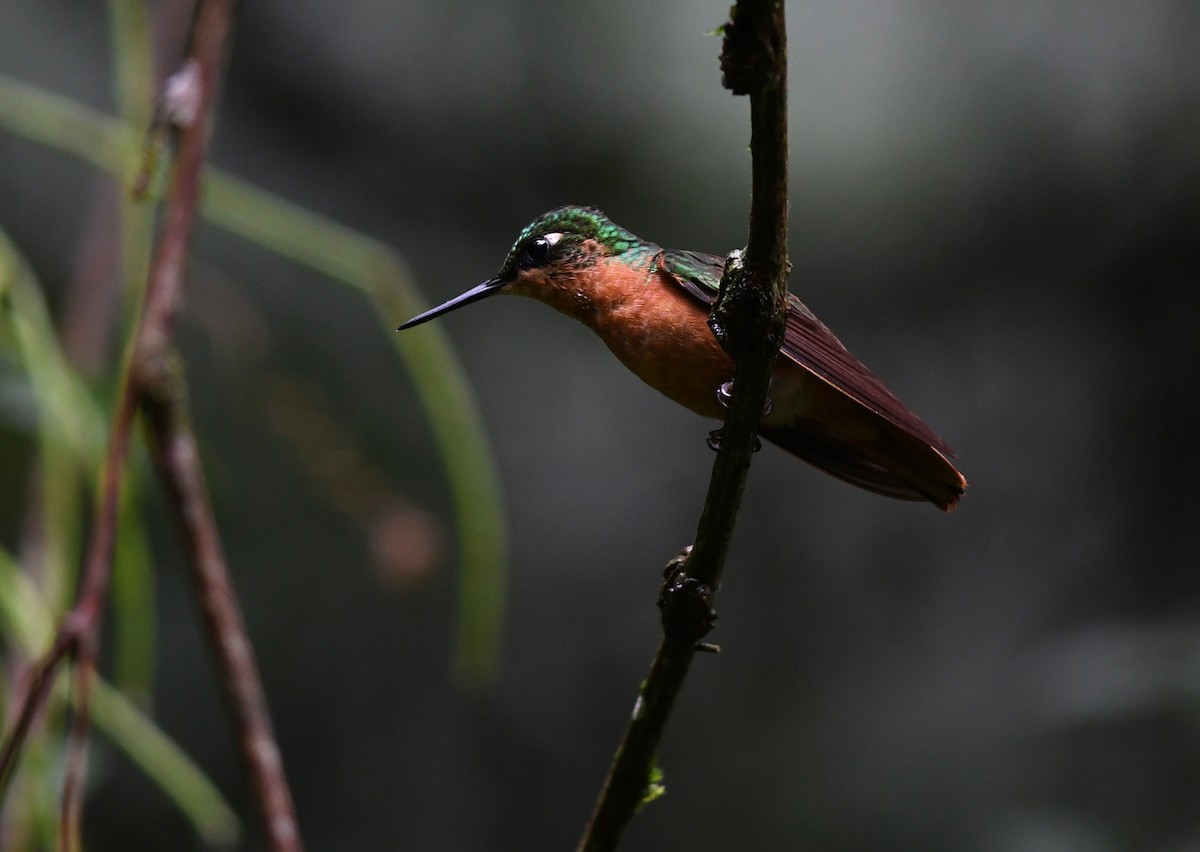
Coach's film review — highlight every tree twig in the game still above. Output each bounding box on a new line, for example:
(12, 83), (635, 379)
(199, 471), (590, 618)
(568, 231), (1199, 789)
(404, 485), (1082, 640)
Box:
(0, 2), (304, 850)
(577, 2), (789, 850)
(142, 353), (303, 852)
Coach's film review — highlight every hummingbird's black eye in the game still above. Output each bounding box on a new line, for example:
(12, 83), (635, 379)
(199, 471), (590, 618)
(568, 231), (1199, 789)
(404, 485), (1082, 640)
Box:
(521, 236), (552, 268)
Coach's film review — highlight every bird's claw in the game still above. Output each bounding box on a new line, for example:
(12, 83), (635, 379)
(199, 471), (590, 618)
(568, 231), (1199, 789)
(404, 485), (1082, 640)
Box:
(716, 379), (773, 417)
(709, 378), (771, 453)
(707, 429), (761, 453)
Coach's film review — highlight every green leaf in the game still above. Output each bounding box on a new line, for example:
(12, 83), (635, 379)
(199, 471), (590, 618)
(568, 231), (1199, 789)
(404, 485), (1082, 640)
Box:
(639, 763), (667, 810)
(0, 73), (508, 680)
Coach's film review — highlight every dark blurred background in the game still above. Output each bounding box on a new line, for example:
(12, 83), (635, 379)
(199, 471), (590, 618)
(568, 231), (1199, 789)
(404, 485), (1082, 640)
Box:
(2, 1), (1199, 850)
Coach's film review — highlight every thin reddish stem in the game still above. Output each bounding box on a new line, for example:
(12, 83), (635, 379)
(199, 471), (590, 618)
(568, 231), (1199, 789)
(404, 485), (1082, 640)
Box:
(144, 363), (304, 851)
(1, 2), (303, 850)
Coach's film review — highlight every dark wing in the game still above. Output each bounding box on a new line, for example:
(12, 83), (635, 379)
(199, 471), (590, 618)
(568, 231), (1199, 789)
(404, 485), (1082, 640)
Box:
(658, 249), (955, 457)
(781, 297), (954, 456)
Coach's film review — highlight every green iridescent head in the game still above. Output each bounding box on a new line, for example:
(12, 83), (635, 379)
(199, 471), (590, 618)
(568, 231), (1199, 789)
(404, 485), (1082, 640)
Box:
(494, 205), (640, 279)
(396, 206), (643, 330)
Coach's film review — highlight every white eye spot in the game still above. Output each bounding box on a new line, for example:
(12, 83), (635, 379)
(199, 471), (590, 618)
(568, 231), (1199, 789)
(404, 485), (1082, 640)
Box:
(544, 232), (564, 247)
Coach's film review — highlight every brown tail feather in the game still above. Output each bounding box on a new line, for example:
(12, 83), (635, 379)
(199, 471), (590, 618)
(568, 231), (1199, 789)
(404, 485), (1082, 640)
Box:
(760, 419), (967, 511)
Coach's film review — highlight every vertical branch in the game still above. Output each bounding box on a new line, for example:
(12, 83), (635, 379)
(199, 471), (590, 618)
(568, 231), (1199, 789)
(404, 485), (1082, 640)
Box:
(577, 2), (789, 850)
(691, 0), (789, 586)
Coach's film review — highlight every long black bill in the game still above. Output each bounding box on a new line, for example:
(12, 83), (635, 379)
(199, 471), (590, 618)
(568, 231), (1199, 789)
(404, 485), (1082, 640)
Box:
(396, 278), (507, 330)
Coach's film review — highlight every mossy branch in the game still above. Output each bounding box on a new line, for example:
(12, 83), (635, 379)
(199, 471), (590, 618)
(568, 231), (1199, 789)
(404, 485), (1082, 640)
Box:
(577, 2), (789, 850)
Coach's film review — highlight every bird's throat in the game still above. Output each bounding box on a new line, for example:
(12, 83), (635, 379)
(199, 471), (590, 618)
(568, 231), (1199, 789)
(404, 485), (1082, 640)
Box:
(513, 255), (736, 418)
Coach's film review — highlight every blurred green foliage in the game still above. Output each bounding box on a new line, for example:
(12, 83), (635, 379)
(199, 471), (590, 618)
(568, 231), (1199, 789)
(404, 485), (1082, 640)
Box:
(0, 2), (508, 846)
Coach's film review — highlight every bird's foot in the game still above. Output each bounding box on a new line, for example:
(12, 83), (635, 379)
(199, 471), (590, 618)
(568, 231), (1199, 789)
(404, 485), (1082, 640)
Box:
(708, 378), (772, 453)
(707, 428), (761, 453)
(716, 379), (774, 416)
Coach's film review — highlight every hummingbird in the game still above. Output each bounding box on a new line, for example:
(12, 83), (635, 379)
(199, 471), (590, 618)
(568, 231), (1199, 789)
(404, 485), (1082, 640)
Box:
(398, 206), (966, 510)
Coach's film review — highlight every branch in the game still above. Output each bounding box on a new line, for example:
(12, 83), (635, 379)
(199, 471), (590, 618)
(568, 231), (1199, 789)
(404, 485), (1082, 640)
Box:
(1, 2), (304, 850)
(577, 2), (789, 850)
(141, 353), (302, 852)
